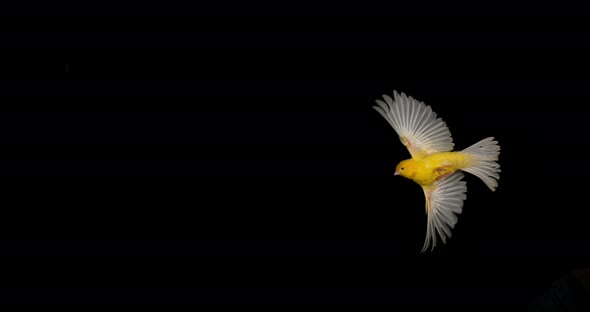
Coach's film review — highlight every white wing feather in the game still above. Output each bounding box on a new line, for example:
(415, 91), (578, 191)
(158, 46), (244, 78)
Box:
(373, 91), (454, 159)
(421, 172), (467, 253)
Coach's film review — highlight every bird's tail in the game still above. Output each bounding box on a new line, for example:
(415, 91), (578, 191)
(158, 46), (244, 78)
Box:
(461, 137), (501, 192)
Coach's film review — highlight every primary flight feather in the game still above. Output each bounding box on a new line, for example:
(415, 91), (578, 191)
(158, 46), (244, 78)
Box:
(373, 91), (501, 253)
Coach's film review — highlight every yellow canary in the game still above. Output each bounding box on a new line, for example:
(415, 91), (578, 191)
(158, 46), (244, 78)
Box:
(373, 91), (501, 252)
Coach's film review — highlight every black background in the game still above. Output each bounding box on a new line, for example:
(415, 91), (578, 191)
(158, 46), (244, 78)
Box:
(0, 3), (589, 305)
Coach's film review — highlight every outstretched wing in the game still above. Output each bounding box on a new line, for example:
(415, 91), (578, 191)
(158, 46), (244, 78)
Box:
(373, 91), (454, 160)
(421, 172), (467, 253)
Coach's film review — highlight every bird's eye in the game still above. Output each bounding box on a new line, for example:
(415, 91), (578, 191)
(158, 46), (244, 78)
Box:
(401, 167), (405, 171)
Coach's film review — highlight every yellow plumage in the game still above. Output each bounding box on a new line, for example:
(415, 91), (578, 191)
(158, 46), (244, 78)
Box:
(395, 152), (472, 186)
(373, 91), (501, 252)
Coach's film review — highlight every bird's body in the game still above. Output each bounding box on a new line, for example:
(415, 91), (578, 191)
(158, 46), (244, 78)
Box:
(373, 91), (501, 252)
(397, 151), (470, 186)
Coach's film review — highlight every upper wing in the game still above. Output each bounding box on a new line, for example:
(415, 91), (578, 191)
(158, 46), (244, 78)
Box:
(373, 91), (454, 160)
(421, 171), (467, 253)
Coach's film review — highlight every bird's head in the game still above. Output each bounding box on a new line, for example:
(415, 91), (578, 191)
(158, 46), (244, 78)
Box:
(395, 159), (417, 179)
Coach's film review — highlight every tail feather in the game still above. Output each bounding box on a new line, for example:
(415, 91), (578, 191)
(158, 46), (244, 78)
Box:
(461, 137), (501, 191)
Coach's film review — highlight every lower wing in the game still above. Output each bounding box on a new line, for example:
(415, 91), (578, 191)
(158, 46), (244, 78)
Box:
(421, 171), (467, 253)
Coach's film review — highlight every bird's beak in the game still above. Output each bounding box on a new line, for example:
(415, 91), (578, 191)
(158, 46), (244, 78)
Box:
(394, 170), (400, 176)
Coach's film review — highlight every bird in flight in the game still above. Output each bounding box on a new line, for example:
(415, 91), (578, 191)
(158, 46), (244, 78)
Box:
(373, 91), (501, 252)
